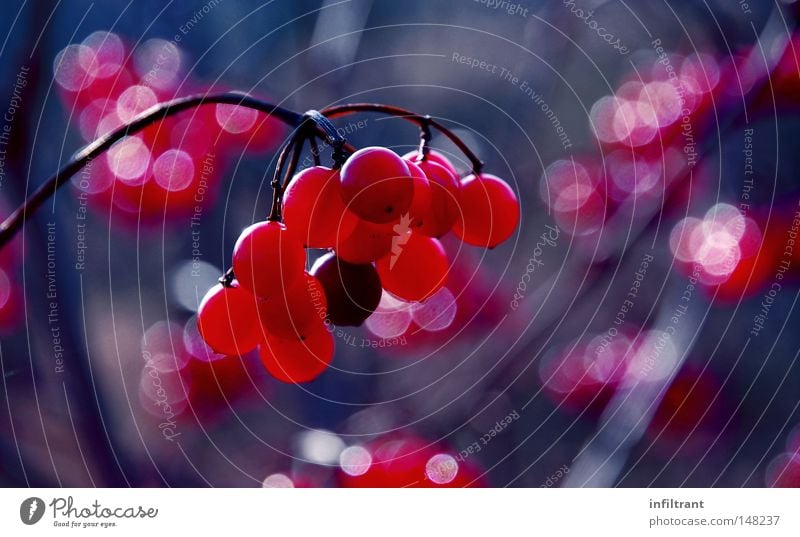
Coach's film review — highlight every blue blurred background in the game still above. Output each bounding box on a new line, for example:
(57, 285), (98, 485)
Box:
(0, 0), (799, 487)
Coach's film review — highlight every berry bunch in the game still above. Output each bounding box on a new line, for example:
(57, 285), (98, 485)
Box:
(197, 116), (519, 383)
(29, 35), (523, 388)
(53, 31), (283, 222)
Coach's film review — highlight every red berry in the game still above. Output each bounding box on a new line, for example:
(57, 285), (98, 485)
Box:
(402, 149), (459, 177)
(258, 320), (334, 383)
(183, 352), (254, 417)
(197, 282), (261, 356)
(283, 166), (358, 248)
(335, 218), (394, 264)
(414, 160), (460, 237)
(232, 221), (306, 298)
(405, 160), (432, 229)
(310, 252), (382, 327)
(340, 147), (414, 224)
(376, 233), (449, 302)
(258, 273), (327, 338)
(453, 174), (519, 248)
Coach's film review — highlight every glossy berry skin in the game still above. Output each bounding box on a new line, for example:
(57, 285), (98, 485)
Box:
(197, 282), (261, 356)
(415, 160), (460, 237)
(310, 252), (382, 327)
(453, 173), (519, 248)
(232, 221), (306, 299)
(258, 273), (327, 338)
(405, 160), (432, 229)
(283, 166), (358, 248)
(376, 233), (448, 302)
(258, 319), (334, 383)
(335, 218), (394, 264)
(340, 147), (414, 224)
(402, 149), (459, 177)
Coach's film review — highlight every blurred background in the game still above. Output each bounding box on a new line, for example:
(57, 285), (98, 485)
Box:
(1, 0), (800, 487)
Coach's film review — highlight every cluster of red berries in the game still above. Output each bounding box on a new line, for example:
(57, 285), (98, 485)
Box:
(197, 145), (519, 383)
(54, 31), (283, 222)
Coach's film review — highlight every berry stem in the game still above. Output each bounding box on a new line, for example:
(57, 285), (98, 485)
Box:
(321, 103), (484, 174)
(267, 133), (302, 222)
(302, 110), (345, 148)
(218, 267), (235, 287)
(280, 134), (305, 195)
(302, 110), (349, 168)
(417, 116), (433, 162)
(0, 92), (305, 248)
(0, 93), (483, 248)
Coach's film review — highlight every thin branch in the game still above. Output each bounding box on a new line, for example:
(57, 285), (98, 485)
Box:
(321, 103), (484, 174)
(0, 92), (304, 247)
(0, 93), (483, 248)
